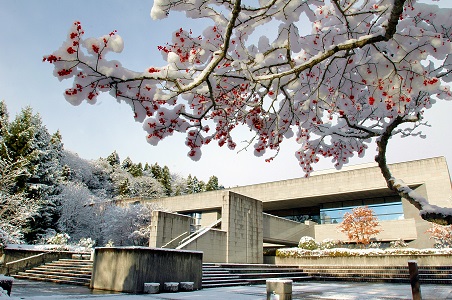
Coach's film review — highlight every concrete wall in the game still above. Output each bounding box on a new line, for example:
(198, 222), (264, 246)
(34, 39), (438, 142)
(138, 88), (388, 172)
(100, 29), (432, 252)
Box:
(122, 157), (451, 212)
(149, 211), (192, 248)
(181, 229), (227, 263)
(229, 157), (451, 208)
(200, 210), (221, 227)
(263, 213), (315, 246)
(275, 254), (452, 266)
(222, 192), (263, 263)
(314, 218), (418, 243)
(90, 247), (202, 293)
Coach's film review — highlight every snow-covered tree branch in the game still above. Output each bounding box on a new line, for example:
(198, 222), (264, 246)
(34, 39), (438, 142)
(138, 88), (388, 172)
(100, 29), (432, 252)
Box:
(44, 0), (452, 223)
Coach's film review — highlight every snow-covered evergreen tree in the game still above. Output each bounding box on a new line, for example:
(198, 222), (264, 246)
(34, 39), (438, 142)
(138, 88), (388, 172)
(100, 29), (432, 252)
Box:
(0, 105), (63, 242)
(0, 157), (39, 245)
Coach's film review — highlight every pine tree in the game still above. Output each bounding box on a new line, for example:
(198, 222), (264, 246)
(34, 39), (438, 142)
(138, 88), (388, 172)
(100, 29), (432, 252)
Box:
(150, 163), (163, 180)
(2, 106), (63, 242)
(161, 166), (172, 196)
(106, 151), (120, 166)
(0, 100), (9, 137)
(186, 175), (204, 194)
(205, 176), (222, 191)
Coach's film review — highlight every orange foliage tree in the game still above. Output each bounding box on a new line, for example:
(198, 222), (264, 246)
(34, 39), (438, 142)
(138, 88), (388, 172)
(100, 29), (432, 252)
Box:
(337, 206), (382, 246)
(426, 223), (452, 248)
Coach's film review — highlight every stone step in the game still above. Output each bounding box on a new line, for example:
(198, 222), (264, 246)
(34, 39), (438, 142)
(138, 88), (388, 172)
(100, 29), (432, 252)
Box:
(19, 269), (92, 278)
(33, 267), (92, 273)
(312, 275), (452, 284)
(201, 263), (311, 289)
(306, 271), (452, 279)
(43, 261), (93, 267)
(295, 265), (452, 284)
(14, 273), (90, 284)
(14, 274), (90, 286)
(13, 258), (93, 286)
(32, 267), (92, 274)
(202, 281), (251, 288)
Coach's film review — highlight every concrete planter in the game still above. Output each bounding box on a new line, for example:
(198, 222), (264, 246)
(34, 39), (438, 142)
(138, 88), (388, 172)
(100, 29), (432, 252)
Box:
(275, 254), (452, 266)
(90, 247), (203, 294)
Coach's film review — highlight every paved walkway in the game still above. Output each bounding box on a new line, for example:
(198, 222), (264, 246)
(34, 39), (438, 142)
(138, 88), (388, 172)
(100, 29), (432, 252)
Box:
(8, 279), (452, 299)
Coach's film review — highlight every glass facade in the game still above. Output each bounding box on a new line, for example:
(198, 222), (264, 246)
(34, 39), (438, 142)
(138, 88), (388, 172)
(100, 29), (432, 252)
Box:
(267, 195), (403, 224)
(320, 196), (403, 224)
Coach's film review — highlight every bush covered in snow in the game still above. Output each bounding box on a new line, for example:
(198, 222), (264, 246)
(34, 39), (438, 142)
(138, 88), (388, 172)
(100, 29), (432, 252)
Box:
(298, 236), (342, 250)
(389, 239), (408, 248)
(298, 236), (318, 250)
(46, 232), (70, 245)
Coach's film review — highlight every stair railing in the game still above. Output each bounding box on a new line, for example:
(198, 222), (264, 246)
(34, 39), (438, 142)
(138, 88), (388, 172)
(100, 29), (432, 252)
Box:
(161, 231), (189, 248)
(4, 251), (56, 275)
(176, 218), (222, 250)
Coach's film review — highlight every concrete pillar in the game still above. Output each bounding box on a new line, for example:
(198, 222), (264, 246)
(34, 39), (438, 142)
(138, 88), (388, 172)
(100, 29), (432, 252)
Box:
(266, 279), (293, 300)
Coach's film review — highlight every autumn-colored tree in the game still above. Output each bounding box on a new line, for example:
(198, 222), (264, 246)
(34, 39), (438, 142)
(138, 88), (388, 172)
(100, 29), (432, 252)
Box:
(338, 206), (382, 246)
(426, 223), (452, 248)
(44, 0), (452, 223)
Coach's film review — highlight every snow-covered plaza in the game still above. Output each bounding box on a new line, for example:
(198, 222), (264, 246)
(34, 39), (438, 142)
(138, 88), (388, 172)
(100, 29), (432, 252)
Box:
(8, 279), (452, 300)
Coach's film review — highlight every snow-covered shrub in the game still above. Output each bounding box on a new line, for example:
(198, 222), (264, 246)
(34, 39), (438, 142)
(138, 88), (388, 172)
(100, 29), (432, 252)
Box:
(77, 237), (95, 250)
(298, 236), (318, 250)
(46, 232), (70, 245)
(105, 240), (114, 247)
(368, 241), (381, 249)
(319, 238), (341, 249)
(389, 239), (408, 248)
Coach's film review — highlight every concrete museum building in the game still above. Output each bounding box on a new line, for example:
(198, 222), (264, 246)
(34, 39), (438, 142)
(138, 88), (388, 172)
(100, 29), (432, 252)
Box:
(133, 157), (451, 264)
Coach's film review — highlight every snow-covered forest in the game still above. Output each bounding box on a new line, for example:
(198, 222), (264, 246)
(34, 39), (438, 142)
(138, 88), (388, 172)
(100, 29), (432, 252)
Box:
(0, 101), (223, 247)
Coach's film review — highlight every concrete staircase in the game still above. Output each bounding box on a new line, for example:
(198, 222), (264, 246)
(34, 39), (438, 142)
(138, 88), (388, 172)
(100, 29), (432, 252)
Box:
(13, 258), (93, 286)
(298, 265), (452, 284)
(13, 259), (452, 288)
(202, 263), (311, 288)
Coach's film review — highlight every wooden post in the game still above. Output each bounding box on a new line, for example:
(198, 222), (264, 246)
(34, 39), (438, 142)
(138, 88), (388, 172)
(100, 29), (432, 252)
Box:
(408, 260), (422, 300)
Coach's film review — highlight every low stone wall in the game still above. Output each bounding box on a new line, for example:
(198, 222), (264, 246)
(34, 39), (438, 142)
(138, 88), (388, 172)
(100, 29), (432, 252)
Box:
(90, 247), (203, 294)
(1, 249), (80, 275)
(275, 254), (452, 266)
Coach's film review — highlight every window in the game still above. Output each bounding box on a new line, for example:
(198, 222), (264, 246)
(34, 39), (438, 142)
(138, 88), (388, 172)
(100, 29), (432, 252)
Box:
(320, 197), (403, 224)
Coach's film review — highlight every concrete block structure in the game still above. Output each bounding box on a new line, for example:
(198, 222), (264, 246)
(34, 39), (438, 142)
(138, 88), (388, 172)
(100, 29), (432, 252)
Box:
(128, 157), (451, 263)
(90, 247), (202, 293)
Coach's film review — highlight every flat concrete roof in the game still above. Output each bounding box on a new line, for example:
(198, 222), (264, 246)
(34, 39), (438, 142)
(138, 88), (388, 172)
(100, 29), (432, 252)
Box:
(123, 157), (451, 213)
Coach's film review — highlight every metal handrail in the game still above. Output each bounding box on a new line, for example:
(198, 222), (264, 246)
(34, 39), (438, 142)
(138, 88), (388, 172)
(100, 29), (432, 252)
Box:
(176, 218), (222, 249)
(5, 251), (51, 266)
(161, 231), (189, 248)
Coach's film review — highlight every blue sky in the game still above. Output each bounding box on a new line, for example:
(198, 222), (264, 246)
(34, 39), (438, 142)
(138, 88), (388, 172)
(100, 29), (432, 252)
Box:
(1, 0), (451, 188)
